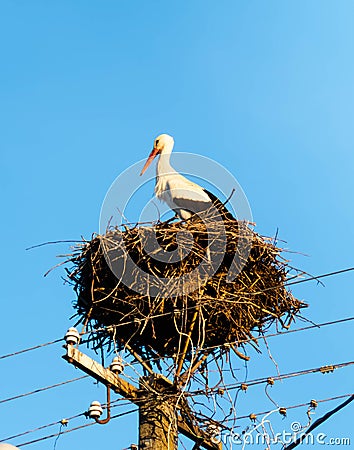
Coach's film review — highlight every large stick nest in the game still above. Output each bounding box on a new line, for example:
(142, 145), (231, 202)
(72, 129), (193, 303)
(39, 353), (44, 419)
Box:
(67, 212), (306, 362)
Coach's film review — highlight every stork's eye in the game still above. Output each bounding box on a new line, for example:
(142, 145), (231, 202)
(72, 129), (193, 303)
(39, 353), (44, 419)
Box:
(155, 139), (159, 146)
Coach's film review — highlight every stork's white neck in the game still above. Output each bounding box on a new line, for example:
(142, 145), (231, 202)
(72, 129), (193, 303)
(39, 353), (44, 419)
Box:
(157, 141), (175, 176)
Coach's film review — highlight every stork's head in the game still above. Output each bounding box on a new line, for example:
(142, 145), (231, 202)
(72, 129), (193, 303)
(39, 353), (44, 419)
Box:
(140, 134), (174, 176)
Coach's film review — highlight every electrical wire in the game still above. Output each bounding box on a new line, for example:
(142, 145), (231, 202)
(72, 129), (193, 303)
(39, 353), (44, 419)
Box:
(16, 409), (138, 447)
(6, 357), (350, 441)
(4, 387), (353, 445)
(188, 360), (354, 396)
(283, 394), (354, 450)
(2, 256), (349, 446)
(0, 375), (88, 405)
(0, 399), (132, 443)
(0, 413), (85, 443)
(80, 263), (354, 337)
(251, 266), (354, 296)
(1, 314), (353, 369)
(0, 338), (63, 361)
(194, 393), (354, 430)
(200, 315), (354, 353)
(107, 315), (354, 368)
(9, 393), (353, 447)
(1, 359), (352, 444)
(0, 264), (352, 364)
(0, 316), (352, 415)
(229, 393), (354, 422)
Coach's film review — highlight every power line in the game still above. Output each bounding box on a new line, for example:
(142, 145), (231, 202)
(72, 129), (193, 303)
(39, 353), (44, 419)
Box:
(250, 266), (354, 296)
(85, 313), (354, 348)
(11, 393), (353, 447)
(113, 315), (354, 368)
(0, 398), (132, 443)
(188, 360), (354, 396)
(4, 359), (353, 442)
(14, 393), (353, 446)
(1, 314), (353, 368)
(227, 315), (354, 346)
(4, 354), (351, 444)
(0, 375), (88, 405)
(5, 386), (353, 446)
(285, 267), (354, 287)
(235, 393), (354, 421)
(0, 265), (353, 365)
(283, 394), (354, 450)
(0, 413), (85, 443)
(53, 265), (354, 343)
(16, 409), (138, 447)
(84, 265), (354, 336)
(197, 393), (354, 426)
(0, 338), (63, 361)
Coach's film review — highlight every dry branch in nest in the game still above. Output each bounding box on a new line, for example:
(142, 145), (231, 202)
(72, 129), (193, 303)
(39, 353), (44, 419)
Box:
(66, 212), (306, 364)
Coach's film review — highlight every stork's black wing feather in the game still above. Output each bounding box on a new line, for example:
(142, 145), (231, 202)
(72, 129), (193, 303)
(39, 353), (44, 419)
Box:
(202, 189), (235, 220)
(172, 189), (235, 220)
(171, 196), (212, 215)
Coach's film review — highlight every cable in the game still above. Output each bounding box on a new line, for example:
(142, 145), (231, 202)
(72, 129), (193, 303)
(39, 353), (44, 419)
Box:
(283, 394), (354, 450)
(101, 315), (354, 368)
(5, 386), (353, 445)
(232, 393), (354, 422)
(0, 375), (88, 405)
(81, 264), (354, 336)
(2, 362), (352, 443)
(16, 409), (138, 447)
(205, 315), (354, 351)
(251, 266), (354, 296)
(85, 313), (354, 348)
(0, 267), (354, 366)
(286, 267), (354, 286)
(0, 398), (133, 444)
(158, 317), (354, 368)
(0, 313), (352, 410)
(0, 338), (63, 361)
(11, 394), (354, 447)
(195, 393), (354, 427)
(2, 313), (353, 368)
(188, 360), (354, 396)
(1, 260), (353, 364)
(0, 413), (85, 443)
(61, 266), (354, 343)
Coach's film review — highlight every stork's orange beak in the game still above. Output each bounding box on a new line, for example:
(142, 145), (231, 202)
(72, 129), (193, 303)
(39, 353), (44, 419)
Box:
(140, 147), (160, 176)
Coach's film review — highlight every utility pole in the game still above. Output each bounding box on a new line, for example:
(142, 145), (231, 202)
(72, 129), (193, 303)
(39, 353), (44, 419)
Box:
(63, 342), (221, 450)
(139, 376), (178, 449)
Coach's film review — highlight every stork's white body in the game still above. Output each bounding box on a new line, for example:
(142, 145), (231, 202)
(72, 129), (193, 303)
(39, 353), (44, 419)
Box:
(154, 150), (212, 220)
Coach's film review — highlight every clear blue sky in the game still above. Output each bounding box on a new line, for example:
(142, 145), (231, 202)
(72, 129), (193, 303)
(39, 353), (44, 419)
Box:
(1, 1), (354, 448)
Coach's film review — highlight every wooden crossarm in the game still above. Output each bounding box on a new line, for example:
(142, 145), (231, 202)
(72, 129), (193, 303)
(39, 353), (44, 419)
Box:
(63, 345), (138, 400)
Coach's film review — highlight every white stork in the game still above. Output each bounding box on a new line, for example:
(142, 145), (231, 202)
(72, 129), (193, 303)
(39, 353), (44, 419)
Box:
(140, 134), (234, 221)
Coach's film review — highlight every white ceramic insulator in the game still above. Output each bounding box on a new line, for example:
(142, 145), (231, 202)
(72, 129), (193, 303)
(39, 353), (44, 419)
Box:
(88, 400), (103, 419)
(64, 327), (80, 345)
(110, 356), (124, 374)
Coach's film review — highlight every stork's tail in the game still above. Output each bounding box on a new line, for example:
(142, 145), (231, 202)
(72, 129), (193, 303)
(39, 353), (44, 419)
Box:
(203, 189), (235, 221)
